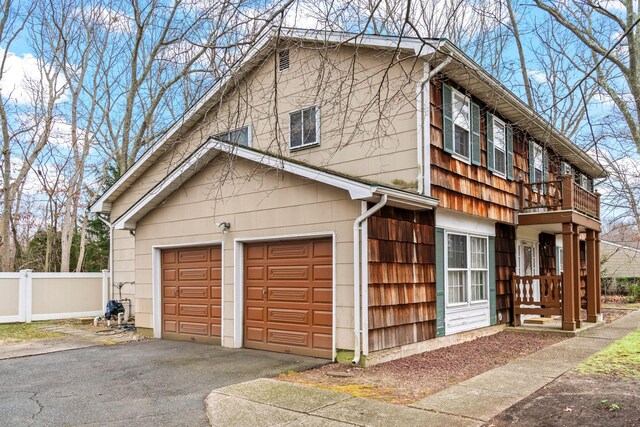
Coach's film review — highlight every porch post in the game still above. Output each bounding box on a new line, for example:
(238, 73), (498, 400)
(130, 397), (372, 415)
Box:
(561, 222), (576, 331)
(586, 229), (598, 322)
(573, 224), (582, 329)
(596, 231), (602, 315)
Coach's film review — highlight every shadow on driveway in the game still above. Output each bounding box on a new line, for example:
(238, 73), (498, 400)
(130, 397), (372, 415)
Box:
(0, 339), (326, 426)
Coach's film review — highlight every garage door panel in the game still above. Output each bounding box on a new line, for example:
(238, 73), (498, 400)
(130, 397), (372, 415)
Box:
(211, 324), (221, 337)
(246, 306), (264, 321)
(246, 266), (265, 281)
(244, 238), (332, 358)
(179, 322), (208, 336)
(268, 287), (308, 302)
(164, 320), (177, 333)
(163, 286), (177, 298)
(268, 243), (308, 259)
(313, 265), (332, 281)
(162, 245), (221, 342)
(313, 333), (332, 350)
(312, 288), (332, 303)
(179, 304), (208, 317)
(163, 269), (177, 281)
(246, 245), (265, 260)
(246, 286), (264, 301)
(268, 308), (309, 325)
(178, 268), (209, 281)
(162, 251), (177, 264)
(178, 286), (208, 299)
(313, 240), (332, 258)
(268, 265), (310, 281)
(164, 303), (177, 316)
(179, 249), (208, 263)
(268, 329), (309, 347)
(245, 326), (264, 342)
(313, 310), (332, 327)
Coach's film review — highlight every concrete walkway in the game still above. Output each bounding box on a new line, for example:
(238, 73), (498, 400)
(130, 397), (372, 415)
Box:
(206, 310), (640, 427)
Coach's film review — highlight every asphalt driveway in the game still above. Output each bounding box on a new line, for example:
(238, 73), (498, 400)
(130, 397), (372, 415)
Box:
(0, 339), (326, 426)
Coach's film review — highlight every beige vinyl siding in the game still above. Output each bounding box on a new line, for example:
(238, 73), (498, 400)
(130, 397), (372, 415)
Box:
(601, 242), (640, 278)
(109, 44), (423, 327)
(133, 155), (361, 349)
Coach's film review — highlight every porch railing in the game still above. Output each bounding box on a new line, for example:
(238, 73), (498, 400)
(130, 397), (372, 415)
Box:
(519, 175), (600, 219)
(512, 274), (562, 326)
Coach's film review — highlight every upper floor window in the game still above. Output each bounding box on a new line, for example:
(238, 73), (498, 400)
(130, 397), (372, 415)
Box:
(579, 173), (593, 191)
(532, 143), (544, 183)
(278, 49), (290, 71)
(289, 106), (319, 149)
(452, 91), (471, 159)
(214, 126), (250, 147)
(493, 118), (506, 176)
(561, 161), (573, 175)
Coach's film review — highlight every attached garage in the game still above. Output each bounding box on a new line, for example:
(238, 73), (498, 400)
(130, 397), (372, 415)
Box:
(161, 246), (222, 343)
(243, 238), (333, 358)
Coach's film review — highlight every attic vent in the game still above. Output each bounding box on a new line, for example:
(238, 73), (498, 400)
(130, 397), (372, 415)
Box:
(278, 49), (290, 71)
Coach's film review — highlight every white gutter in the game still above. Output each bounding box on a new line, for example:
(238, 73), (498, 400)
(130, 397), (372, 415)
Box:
(352, 194), (388, 365)
(97, 215), (114, 301)
(416, 57), (452, 195)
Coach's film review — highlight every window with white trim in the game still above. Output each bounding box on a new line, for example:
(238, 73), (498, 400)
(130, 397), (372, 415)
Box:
(289, 106), (319, 149)
(533, 143), (544, 183)
(214, 126), (250, 147)
(493, 118), (506, 176)
(447, 233), (488, 304)
(561, 161), (572, 175)
(452, 91), (471, 159)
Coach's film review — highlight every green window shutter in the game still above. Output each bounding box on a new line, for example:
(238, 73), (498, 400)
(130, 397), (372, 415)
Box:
(486, 112), (494, 172)
(442, 84), (454, 154)
(488, 235), (497, 325)
(471, 102), (481, 165)
(506, 125), (514, 180)
(435, 227), (446, 337)
(543, 149), (549, 194)
(528, 140), (535, 183)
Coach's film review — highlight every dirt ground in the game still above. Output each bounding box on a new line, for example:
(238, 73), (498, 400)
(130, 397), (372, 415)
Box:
(487, 374), (640, 427)
(280, 330), (566, 405)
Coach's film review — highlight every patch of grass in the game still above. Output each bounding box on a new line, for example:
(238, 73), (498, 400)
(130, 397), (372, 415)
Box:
(0, 322), (67, 344)
(577, 328), (640, 379)
(313, 383), (397, 401)
(602, 302), (640, 310)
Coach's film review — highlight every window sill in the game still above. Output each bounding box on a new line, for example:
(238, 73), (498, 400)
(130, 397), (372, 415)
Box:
(289, 142), (320, 152)
(451, 152), (471, 165)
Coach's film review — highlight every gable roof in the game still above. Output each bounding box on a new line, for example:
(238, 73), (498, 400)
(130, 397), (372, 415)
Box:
(112, 139), (438, 230)
(91, 27), (605, 215)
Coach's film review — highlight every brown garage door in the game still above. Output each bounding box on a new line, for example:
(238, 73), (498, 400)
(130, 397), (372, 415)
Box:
(161, 246), (222, 343)
(244, 238), (333, 358)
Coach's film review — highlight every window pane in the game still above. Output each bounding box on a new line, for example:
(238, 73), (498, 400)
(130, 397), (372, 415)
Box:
(448, 234), (467, 269)
(453, 93), (470, 130)
(448, 271), (467, 304)
(303, 107), (317, 145)
(471, 271), (486, 301)
(454, 126), (469, 158)
(494, 122), (505, 149)
(470, 237), (486, 268)
(214, 126), (249, 147)
(534, 168), (543, 183)
(290, 111), (302, 147)
(534, 144), (543, 169)
(495, 148), (506, 174)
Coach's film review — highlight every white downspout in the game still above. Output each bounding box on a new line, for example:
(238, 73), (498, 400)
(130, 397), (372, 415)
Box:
(97, 215), (114, 301)
(417, 57), (452, 195)
(352, 194), (388, 365)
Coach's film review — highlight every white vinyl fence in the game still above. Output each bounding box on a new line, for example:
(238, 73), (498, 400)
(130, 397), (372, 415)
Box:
(0, 270), (109, 323)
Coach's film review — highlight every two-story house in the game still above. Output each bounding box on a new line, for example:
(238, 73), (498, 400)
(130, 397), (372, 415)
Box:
(90, 28), (606, 364)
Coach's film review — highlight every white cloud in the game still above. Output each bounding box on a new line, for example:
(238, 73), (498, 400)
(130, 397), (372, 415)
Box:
(73, 5), (134, 34)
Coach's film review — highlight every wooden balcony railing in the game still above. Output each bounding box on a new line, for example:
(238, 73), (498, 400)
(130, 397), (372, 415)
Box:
(512, 274), (563, 326)
(519, 175), (600, 219)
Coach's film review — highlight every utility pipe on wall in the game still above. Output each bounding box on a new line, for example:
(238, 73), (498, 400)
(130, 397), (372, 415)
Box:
(416, 57), (452, 195)
(352, 194), (387, 365)
(97, 215), (114, 301)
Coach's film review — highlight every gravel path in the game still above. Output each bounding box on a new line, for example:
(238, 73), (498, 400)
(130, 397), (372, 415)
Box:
(280, 330), (566, 405)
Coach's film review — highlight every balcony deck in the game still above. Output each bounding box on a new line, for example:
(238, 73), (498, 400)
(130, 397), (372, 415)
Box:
(518, 175), (601, 230)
